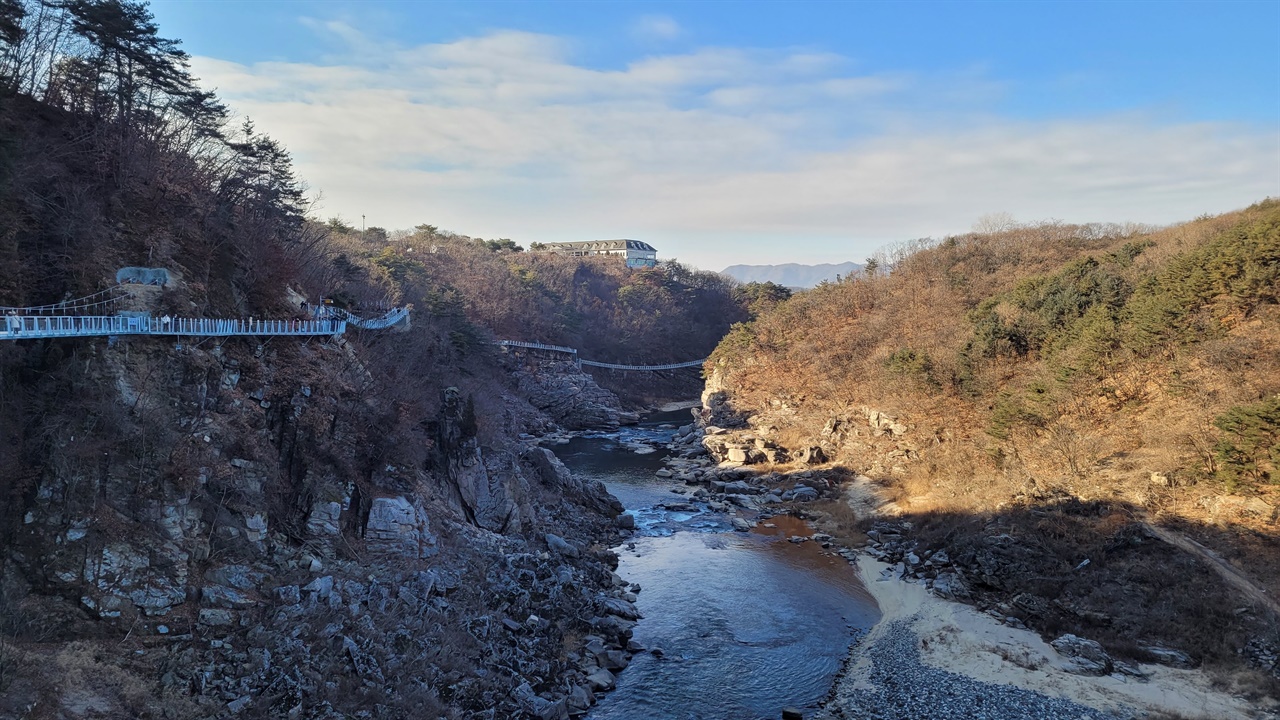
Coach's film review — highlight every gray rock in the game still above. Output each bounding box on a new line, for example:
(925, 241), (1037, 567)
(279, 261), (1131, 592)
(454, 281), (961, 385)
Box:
(1050, 634), (1112, 675)
(243, 512), (268, 544)
(365, 496), (437, 558)
(566, 684), (594, 712)
(515, 682), (569, 720)
(1142, 646), (1195, 668)
(343, 636), (384, 682)
(791, 486), (819, 501)
(204, 564), (263, 591)
(800, 446), (827, 464)
(600, 649), (629, 671)
(201, 585), (255, 608)
(302, 575), (334, 599)
(305, 501), (342, 537)
(600, 597), (642, 620)
(198, 608), (234, 626)
(585, 667), (616, 691)
(546, 533), (580, 558)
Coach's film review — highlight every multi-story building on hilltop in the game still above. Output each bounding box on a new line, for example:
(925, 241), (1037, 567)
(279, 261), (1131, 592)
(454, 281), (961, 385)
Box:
(535, 240), (658, 268)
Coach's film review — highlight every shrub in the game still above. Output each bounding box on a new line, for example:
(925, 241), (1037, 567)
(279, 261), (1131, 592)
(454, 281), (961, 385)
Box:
(1214, 396), (1280, 490)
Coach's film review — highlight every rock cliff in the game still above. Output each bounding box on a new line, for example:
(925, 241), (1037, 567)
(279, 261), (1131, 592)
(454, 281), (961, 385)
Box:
(0, 331), (634, 718)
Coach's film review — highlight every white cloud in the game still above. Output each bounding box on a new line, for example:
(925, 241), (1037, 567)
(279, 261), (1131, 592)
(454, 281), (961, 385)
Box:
(190, 29), (1280, 270)
(632, 15), (682, 42)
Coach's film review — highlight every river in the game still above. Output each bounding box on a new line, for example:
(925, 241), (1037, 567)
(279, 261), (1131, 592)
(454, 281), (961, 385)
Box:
(552, 411), (880, 720)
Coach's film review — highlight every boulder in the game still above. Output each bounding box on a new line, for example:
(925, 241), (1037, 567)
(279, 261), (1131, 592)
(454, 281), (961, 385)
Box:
(515, 683), (569, 720)
(1051, 634), (1112, 675)
(566, 684), (594, 712)
(800, 446), (827, 465)
(1142, 646), (1196, 668)
(546, 533), (581, 558)
(305, 501), (342, 537)
(601, 597), (642, 620)
(303, 575), (335, 599)
(198, 608), (234, 626)
(791, 486), (819, 502)
(365, 496), (437, 558)
(584, 668), (616, 692)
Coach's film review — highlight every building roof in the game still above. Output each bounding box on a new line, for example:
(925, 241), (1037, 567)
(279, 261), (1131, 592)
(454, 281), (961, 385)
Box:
(539, 239), (656, 253)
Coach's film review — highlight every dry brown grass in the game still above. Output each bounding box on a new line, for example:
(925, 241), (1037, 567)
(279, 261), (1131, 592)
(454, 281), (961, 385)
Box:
(718, 203), (1279, 513)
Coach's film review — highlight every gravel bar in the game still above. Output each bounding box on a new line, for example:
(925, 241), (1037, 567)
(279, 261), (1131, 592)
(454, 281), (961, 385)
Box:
(823, 618), (1129, 720)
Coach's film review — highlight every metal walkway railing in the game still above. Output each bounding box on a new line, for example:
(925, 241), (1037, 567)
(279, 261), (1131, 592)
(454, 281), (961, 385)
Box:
(579, 358), (706, 370)
(336, 306), (411, 330)
(0, 287), (411, 340)
(0, 315), (347, 339)
(495, 339), (578, 355)
(496, 339), (705, 371)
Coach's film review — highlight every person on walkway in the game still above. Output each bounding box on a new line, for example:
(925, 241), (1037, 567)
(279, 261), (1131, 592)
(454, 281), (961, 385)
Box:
(6, 310), (20, 334)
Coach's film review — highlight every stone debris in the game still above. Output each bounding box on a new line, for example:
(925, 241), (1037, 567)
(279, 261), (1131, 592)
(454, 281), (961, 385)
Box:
(825, 621), (1125, 720)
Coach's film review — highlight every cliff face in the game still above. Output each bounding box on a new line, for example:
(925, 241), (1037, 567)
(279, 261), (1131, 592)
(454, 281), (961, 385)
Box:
(1, 319), (634, 718)
(506, 353), (635, 431)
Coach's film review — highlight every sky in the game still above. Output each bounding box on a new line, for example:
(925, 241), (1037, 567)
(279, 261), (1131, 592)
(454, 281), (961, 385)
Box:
(148, 0), (1280, 271)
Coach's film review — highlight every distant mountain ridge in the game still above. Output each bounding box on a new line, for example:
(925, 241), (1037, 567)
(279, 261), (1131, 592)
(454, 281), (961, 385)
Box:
(721, 262), (863, 288)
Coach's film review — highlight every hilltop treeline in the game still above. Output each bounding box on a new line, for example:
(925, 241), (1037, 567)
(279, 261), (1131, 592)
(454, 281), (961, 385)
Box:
(713, 201), (1279, 500)
(0, 0), (314, 315)
(320, 224), (747, 369)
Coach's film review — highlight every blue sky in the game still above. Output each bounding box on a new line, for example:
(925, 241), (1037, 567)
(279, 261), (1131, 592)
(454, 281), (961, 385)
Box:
(150, 0), (1279, 270)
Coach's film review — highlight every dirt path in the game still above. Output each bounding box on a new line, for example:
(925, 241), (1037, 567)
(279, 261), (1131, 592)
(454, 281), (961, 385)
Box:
(1141, 521), (1280, 619)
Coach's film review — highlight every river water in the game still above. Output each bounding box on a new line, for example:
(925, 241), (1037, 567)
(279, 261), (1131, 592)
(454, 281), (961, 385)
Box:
(553, 412), (880, 720)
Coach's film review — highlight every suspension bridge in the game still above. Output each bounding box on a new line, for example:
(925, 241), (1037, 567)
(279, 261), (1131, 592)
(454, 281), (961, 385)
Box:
(0, 285), (409, 341)
(495, 340), (706, 371)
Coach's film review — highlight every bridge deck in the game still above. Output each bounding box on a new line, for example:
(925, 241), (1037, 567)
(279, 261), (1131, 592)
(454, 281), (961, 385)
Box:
(496, 338), (705, 371)
(0, 315), (346, 339)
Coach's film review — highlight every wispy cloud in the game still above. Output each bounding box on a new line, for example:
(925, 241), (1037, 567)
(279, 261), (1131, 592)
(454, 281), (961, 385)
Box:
(631, 14), (682, 42)
(190, 27), (1279, 268)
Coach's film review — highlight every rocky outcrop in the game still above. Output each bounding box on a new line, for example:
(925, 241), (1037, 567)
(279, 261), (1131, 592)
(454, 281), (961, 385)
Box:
(429, 386), (526, 533)
(1, 332), (630, 718)
(510, 357), (627, 431)
(1050, 634), (1114, 676)
(364, 496), (437, 558)
(523, 446), (622, 517)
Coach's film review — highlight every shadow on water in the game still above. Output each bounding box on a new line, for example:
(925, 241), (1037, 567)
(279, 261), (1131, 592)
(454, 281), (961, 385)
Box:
(553, 412), (880, 720)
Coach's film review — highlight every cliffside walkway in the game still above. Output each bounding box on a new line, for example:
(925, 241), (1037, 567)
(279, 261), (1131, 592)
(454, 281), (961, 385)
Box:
(0, 287), (409, 341)
(496, 339), (706, 371)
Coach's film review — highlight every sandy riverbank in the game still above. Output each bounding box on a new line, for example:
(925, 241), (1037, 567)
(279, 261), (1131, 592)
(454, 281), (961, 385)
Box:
(815, 555), (1269, 720)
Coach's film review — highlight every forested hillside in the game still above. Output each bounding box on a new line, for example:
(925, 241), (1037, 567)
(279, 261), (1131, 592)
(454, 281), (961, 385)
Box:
(707, 202), (1280, 682)
(712, 202), (1279, 502)
(318, 224), (745, 403)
